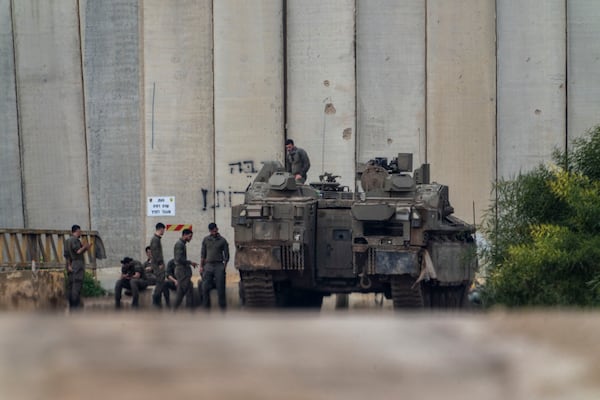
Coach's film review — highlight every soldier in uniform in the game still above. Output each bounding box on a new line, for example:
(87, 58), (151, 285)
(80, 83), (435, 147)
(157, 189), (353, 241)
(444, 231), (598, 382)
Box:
(163, 258), (178, 307)
(200, 222), (230, 310)
(143, 246), (157, 286)
(173, 229), (198, 310)
(149, 222), (167, 308)
(115, 257), (148, 309)
(285, 139), (310, 183)
(64, 224), (91, 310)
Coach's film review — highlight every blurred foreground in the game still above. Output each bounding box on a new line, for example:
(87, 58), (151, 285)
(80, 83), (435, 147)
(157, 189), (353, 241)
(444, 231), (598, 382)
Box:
(1, 310), (599, 400)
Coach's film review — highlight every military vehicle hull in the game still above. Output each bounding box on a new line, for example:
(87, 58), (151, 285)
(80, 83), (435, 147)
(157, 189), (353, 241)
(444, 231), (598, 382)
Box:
(232, 156), (476, 309)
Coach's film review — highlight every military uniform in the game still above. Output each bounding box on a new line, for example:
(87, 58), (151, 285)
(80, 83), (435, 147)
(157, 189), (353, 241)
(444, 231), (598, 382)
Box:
(64, 236), (86, 309)
(201, 234), (230, 309)
(286, 146), (310, 183)
(149, 233), (168, 307)
(173, 238), (194, 309)
(162, 258), (177, 306)
(115, 259), (148, 308)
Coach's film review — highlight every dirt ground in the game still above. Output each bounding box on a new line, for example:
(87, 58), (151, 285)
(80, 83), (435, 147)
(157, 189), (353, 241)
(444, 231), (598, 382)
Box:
(1, 309), (599, 400)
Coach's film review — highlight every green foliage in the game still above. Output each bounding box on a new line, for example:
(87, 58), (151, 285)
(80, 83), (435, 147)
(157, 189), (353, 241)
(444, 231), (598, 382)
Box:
(560, 125), (600, 181)
(479, 166), (566, 271)
(481, 125), (600, 307)
(82, 270), (106, 297)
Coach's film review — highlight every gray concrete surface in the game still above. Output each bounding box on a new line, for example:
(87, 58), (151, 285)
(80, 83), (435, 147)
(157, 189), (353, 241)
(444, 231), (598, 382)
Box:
(287, 0), (356, 189)
(142, 0), (214, 259)
(426, 0), (496, 222)
(13, 0), (89, 229)
(213, 0), (285, 260)
(2, 2), (600, 265)
(0, 0), (23, 228)
(356, 0), (426, 167)
(83, 0), (143, 256)
(567, 0), (600, 141)
(1, 311), (599, 399)
(497, 0), (566, 178)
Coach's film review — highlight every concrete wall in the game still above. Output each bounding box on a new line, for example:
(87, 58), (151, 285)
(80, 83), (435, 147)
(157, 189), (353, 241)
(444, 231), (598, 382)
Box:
(427, 0), (496, 221)
(2, 1), (600, 262)
(214, 0), (284, 261)
(82, 0), (142, 259)
(497, 0), (567, 178)
(356, 0), (426, 167)
(287, 0), (356, 188)
(567, 0), (600, 143)
(142, 0), (213, 258)
(0, 270), (66, 311)
(0, 0), (23, 228)
(12, 1), (89, 229)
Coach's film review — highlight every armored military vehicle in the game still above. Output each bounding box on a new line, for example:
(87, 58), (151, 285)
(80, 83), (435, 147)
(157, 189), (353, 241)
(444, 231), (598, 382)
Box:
(231, 153), (476, 309)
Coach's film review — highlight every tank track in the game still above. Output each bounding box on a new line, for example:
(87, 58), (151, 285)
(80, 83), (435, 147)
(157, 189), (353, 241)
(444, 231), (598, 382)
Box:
(390, 275), (424, 309)
(239, 271), (277, 308)
(423, 283), (469, 309)
(421, 230), (474, 309)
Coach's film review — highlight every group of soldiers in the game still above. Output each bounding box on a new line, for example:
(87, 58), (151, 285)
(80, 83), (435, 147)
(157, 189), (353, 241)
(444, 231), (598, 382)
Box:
(62, 222), (229, 311)
(62, 140), (306, 311)
(114, 222), (230, 310)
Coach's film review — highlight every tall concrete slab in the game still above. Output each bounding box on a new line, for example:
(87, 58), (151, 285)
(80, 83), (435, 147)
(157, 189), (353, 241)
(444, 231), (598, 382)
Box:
(0, 0), (23, 228)
(356, 0), (426, 167)
(567, 0), (600, 141)
(213, 0), (284, 261)
(497, 0), (566, 178)
(82, 0), (142, 261)
(287, 0), (356, 188)
(12, 1), (88, 229)
(143, 0), (213, 258)
(426, 0), (496, 222)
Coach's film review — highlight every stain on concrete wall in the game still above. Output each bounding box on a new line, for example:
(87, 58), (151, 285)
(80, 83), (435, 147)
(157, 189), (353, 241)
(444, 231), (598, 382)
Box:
(0, 270), (66, 310)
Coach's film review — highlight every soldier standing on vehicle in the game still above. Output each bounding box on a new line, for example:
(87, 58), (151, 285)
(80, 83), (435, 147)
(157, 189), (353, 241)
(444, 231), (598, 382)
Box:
(173, 229), (198, 310)
(149, 222), (167, 308)
(64, 224), (91, 310)
(285, 139), (310, 183)
(200, 223), (230, 310)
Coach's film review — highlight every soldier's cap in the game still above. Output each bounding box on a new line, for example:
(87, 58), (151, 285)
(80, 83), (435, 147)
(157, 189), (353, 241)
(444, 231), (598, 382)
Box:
(120, 257), (133, 264)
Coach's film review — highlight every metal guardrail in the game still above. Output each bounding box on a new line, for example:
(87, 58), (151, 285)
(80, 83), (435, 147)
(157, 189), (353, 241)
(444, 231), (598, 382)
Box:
(0, 229), (106, 271)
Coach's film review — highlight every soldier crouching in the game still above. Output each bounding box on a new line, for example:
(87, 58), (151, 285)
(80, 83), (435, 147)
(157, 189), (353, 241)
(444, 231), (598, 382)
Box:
(115, 257), (149, 309)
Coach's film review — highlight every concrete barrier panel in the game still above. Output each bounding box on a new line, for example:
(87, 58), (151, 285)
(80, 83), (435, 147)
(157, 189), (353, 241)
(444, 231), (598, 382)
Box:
(497, 0), (566, 178)
(287, 0), (356, 188)
(142, 0), (214, 258)
(567, 0), (600, 141)
(12, 0), (89, 228)
(0, 0), (23, 228)
(356, 0), (426, 166)
(426, 0), (496, 221)
(82, 0), (142, 261)
(213, 0), (284, 267)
